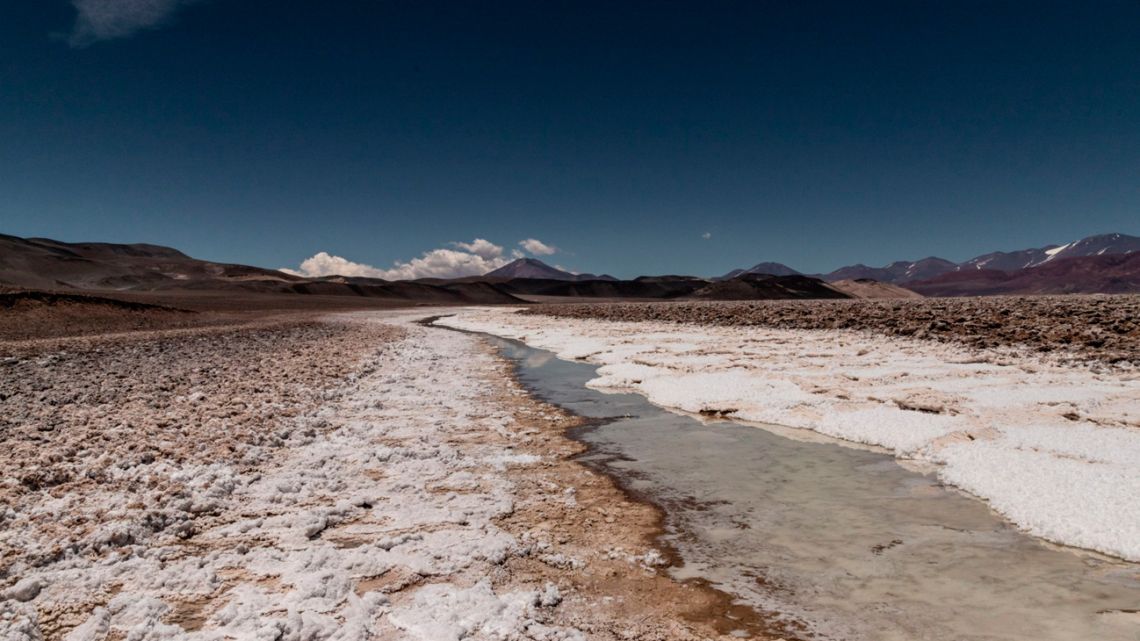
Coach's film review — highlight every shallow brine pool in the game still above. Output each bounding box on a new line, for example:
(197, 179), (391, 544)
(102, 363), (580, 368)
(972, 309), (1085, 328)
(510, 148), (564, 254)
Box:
(487, 336), (1140, 641)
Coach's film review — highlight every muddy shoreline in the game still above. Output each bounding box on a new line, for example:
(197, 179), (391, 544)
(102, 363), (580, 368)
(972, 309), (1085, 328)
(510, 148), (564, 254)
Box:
(565, 421), (809, 640)
(483, 333), (804, 640)
(433, 315), (797, 638)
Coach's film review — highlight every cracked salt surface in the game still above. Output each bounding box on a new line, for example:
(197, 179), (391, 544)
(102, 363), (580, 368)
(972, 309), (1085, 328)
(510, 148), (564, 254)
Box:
(438, 308), (1140, 562)
(483, 332), (1140, 641)
(2, 311), (582, 640)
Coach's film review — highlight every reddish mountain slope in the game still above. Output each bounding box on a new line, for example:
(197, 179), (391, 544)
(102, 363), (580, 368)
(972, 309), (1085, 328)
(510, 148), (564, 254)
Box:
(823, 257), (957, 283)
(909, 252), (1140, 296)
(955, 233), (1140, 272)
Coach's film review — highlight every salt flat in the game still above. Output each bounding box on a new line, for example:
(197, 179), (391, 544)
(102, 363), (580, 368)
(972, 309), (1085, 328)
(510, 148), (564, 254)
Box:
(438, 307), (1140, 561)
(1, 310), (742, 641)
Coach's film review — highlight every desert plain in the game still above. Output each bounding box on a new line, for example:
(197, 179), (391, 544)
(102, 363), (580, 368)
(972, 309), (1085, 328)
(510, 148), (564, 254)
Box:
(2, 292), (1138, 640)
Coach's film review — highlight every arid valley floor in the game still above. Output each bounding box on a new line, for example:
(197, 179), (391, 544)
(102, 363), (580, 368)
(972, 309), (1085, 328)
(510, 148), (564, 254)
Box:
(2, 295), (1139, 640)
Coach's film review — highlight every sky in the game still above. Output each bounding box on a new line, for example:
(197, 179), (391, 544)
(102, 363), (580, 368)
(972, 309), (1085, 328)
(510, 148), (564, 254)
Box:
(1, 1), (1138, 279)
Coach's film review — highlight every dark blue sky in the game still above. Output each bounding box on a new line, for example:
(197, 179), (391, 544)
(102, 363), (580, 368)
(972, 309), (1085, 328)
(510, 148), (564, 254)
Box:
(2, 1), (1138, 278)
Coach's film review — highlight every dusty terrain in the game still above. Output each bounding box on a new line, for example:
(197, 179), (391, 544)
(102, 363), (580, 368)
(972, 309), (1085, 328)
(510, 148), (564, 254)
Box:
(0, 308), (775, 640)
(825, 279), (921, 299)
(521, 295), (1140, 365)
(0, 290), (229, 341)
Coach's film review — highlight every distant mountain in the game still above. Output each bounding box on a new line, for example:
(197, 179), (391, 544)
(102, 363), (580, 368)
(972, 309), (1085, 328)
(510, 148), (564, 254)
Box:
(8, 230), (1138, 303)
(909, 252), (1140, 297)
(823, 257), (957, 283)
(718, 262), (801, 280)
(0, 233), (523, 304)
(690, 273), (849, 301)
(955, 233), (1140, 272)
(495, 273), (851, 301)
(719, 257), (956, 284)
(811, 233), (1140, 285)
(484, 258), (616, 282)
(465, 272), (915, 301)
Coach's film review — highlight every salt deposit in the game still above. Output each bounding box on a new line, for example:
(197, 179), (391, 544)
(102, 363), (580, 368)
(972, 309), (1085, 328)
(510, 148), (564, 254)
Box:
(438, 307), (1140, 561)
(3, 310), (743, 640)
(0, 314), (577, 639)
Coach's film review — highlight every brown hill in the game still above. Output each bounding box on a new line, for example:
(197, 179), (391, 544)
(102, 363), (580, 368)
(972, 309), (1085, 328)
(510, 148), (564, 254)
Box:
(492, 275), (707, 299)
(0, 234), (294, 290)
(688, 274), (850, 300)
(828, 278), (923, 299)
(908, 252), (1140, 296)
(0, 234), (523, 305)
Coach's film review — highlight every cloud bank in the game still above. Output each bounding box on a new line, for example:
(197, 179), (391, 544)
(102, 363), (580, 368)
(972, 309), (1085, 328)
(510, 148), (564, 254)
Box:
(67, 0), (199, 46)
(281, 238), (561, 281)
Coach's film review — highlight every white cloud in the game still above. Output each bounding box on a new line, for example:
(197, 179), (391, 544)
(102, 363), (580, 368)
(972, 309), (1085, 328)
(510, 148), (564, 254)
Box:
(281, 237), (566, 281)
(519, 238), (557, 255)
(702, 232), (712, 240)
(280, 238), (517, 281)
(373, 246), (512, 280)
(278, 252), (388, 279)
(67, 0), (199, 47)
(450, 238), (504, 260)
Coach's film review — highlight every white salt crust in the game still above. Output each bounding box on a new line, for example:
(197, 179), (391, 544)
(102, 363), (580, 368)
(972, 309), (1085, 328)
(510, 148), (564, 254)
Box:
(438, 308), (1140, 561)
(1, 312), (587, 640)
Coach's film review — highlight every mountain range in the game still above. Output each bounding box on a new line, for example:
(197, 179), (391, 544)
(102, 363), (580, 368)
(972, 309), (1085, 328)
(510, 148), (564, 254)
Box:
(952, 233), (1140, 273)
(501, 233), (1140, 296)
(819, 257), (959, 284)
(0, 234), (854, 304)
(2, 231), (1138, 302)
(715, 233), (1139, 292)
(907, 251), (1140, 297)
(0, 234), (901, 303)
(0, 233), (525, 305)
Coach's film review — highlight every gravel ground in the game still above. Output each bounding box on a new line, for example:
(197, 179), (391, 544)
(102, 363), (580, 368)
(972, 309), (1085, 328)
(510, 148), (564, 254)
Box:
(0, 292), (230, 342)
(0, 312), (767, 640)
(0, 319), (394, 582)
(522, 295), (1140, 365)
